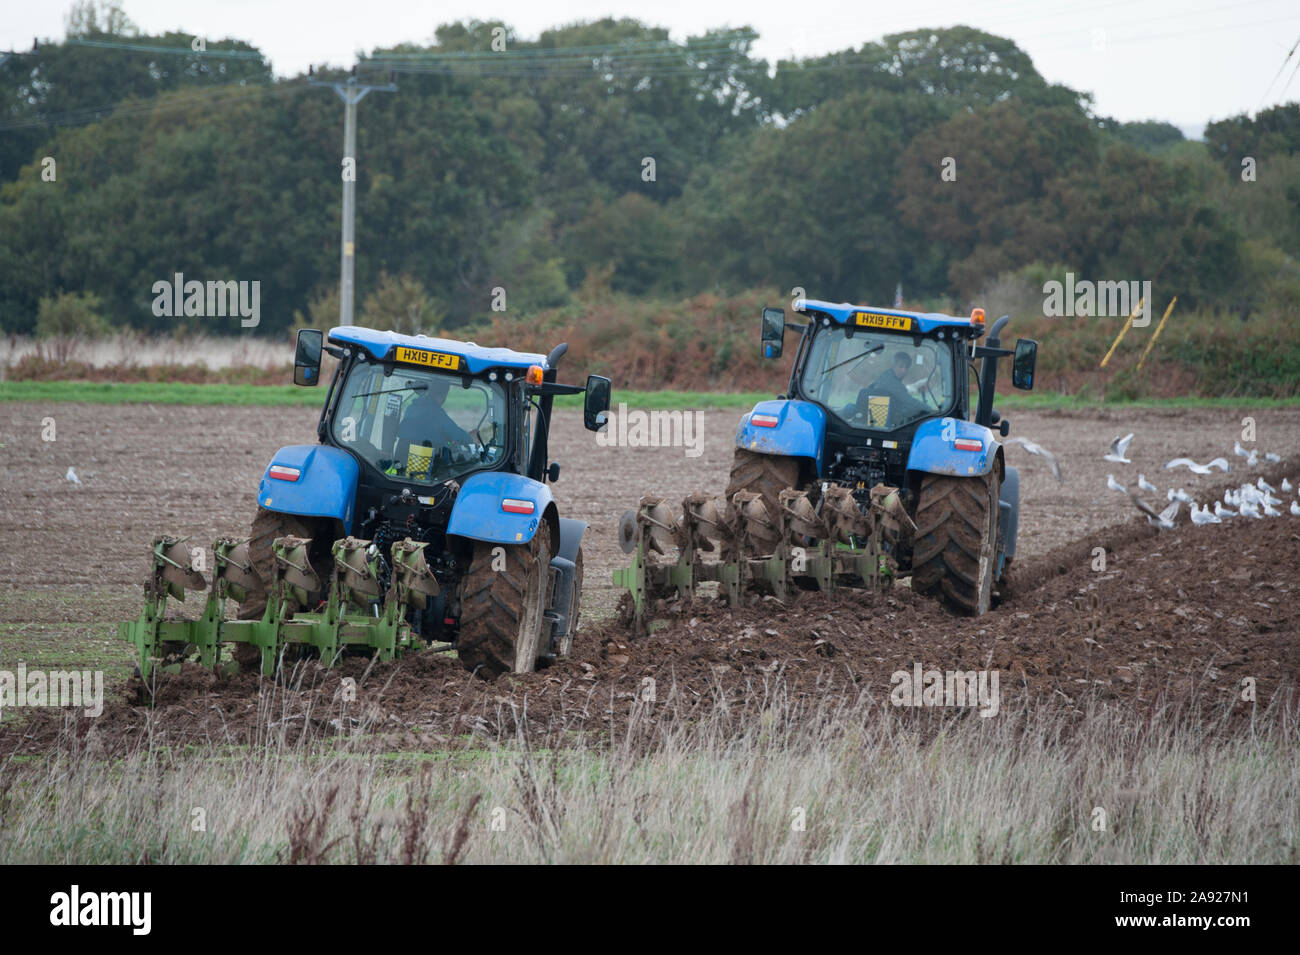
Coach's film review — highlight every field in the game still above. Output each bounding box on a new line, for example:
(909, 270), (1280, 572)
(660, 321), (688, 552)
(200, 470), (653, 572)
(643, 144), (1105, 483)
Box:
(1, 400), (1298, 862)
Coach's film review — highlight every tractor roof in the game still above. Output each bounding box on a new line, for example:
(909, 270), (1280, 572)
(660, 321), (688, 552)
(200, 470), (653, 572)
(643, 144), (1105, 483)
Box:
(328, 326), (549, 374)
(794, 298), (983, 335)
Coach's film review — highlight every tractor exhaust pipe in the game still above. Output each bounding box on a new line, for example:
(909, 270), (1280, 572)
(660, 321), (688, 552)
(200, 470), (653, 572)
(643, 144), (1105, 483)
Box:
(976, 315), (1010, 428)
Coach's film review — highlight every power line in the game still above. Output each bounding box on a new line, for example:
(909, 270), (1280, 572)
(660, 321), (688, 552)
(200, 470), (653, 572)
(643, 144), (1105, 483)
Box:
(1276, 56), (1300, 102)
(0, 78), (299, 132)
(1259, 33), (1300, 106)
(64, 36), (267, 59)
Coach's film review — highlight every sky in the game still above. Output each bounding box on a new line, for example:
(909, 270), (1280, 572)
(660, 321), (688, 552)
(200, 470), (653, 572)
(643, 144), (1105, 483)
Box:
(4, 0), (1300, 137)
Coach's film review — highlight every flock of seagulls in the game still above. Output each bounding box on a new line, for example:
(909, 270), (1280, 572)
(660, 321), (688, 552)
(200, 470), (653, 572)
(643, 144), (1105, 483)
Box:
(1003, 428), (1296, 531)
(1099, 434), (1296, 529)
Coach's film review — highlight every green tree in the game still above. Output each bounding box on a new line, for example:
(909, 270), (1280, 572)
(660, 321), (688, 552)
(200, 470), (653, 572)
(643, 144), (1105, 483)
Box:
(34, 289), (108, 337)
(360, 272), (442, 334)
(681, 90), (950, 300)
(895, 100), (1099, 294)
(1205, 104), (1300, 176)
(770, 26), (1085, 119)
(0, 3), (271, 181)
(563, 193), (682, 295)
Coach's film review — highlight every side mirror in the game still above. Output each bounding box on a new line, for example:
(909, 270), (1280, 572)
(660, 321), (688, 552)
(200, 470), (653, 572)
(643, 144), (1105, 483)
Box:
(1012, 338), (1038, 391)
(761, 307), (785, 360)
(584, 375), (611, 432)
(294, 328), (323, 387)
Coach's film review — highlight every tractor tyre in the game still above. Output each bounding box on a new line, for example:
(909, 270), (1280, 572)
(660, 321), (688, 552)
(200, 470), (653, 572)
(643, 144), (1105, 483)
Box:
(725, 448), (801, 524)
(233, 508), (329, 669)
(911, 470), (1000, 616)
(458, 520), (552, 679)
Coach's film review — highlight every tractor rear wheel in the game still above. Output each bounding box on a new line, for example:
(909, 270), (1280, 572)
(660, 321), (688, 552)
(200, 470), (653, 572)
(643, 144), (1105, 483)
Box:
(911, 470), (1000, 616)
(458, 520), (552, 679)
(726, 448), (800, 522)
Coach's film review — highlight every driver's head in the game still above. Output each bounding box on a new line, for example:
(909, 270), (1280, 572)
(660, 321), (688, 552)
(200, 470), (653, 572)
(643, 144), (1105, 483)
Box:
(423, 377), (450, 404)
(891, 351), (910, 380)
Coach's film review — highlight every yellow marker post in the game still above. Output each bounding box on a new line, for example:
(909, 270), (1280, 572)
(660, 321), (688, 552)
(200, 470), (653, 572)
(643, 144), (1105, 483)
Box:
(1099, 297), (1145, 369)
(1136, 297), (1178, 371)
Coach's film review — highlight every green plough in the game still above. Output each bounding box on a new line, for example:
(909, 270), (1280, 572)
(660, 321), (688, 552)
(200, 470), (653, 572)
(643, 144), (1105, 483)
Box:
(613, 485), (897, 634)
(119, 533), (444, 679)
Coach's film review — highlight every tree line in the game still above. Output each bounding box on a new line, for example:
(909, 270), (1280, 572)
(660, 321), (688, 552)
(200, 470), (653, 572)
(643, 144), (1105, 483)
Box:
(1, 2), (1296, 337)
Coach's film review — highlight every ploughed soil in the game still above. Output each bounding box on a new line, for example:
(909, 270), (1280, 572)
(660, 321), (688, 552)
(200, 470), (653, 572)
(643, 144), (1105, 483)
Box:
(1, 402), (1298, 754)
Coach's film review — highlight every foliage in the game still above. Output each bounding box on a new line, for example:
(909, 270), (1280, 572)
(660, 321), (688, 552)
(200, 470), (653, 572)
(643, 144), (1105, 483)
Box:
(33, 290), (108, 338)
(0, 13), (1293, 341)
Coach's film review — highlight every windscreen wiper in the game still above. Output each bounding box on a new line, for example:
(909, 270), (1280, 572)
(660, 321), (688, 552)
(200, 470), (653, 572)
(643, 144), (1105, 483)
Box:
(353, 384), (428, 398)
(823, 343), (884, 375)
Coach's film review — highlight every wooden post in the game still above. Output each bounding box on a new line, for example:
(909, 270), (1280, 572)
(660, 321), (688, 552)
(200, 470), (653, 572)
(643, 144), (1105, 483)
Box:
(1136, 297), (1178, 371)
(1099, 296), (1145, 369)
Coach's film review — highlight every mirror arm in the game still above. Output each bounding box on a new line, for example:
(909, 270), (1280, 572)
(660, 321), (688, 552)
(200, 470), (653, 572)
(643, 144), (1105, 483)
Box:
(530, 382), (584, 397)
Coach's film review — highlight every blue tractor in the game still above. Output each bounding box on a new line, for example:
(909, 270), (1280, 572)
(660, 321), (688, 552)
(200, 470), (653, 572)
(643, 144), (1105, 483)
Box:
(227, 326), (612, 677)
(727, 298), (1039, 614)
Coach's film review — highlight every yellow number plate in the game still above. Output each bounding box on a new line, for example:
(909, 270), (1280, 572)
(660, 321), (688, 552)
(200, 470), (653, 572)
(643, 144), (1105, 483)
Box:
(854, 312), (914, 332)
(394, 347), (462, 371)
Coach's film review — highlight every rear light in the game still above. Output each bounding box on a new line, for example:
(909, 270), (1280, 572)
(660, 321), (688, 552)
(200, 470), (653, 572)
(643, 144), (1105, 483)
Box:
(954, 438), (983, 452)
(501, 498), (535, 514)
(268, 465), (301, 482)
(751, 413), (779, 428)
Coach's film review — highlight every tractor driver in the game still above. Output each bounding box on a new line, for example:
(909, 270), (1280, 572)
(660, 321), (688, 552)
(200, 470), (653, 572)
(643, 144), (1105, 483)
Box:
(393, 377), (476, 476)
(845, 349), (926, 427)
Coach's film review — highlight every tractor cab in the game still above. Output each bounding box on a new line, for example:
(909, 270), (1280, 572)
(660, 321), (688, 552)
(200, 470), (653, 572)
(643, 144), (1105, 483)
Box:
(756, 299), (1037, 495)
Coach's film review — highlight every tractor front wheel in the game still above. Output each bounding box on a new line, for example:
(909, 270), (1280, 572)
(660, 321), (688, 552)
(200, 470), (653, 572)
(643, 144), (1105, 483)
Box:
(911, 470), (1000, 616)
(233, 508), (329, 669)
(458, 520), (552, 678)
(725, 448), (800, 521)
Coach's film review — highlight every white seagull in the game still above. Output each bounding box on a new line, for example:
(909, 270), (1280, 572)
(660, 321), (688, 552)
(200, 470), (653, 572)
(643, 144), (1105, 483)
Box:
(65, 466), (81, 485)
(1104, 433), (1134, 464)
(1282, 478), (1293, 493)
(1263, 500), (1283, 517)
(1107, 474), (1128, 494)
(1003, 437), (1063, 483)
(1164, 457), (1229, 474)
(1190, 504), (1221, 525)
(1214, 501), (1236, 518)
(1257, 477), (1275, 494)
(1167, 487), (1195, 505)
(1137, 474), (1158, 493)
(1131, 491), (1180, 529)
(1291, 501), (1300, 516)
(1240, 501), (1264, 519)
(1233, 441), (1260, 467)
(1265, 452), (1281, 463)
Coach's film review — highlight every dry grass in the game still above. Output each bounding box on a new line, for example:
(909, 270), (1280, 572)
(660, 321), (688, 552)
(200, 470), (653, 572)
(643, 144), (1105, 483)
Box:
(1, 679), (1295, 864)
(0, 331), (290, 383)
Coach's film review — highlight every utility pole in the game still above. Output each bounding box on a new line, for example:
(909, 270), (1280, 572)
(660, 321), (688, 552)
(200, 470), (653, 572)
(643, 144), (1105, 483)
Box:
(309, 68), (397, 325)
